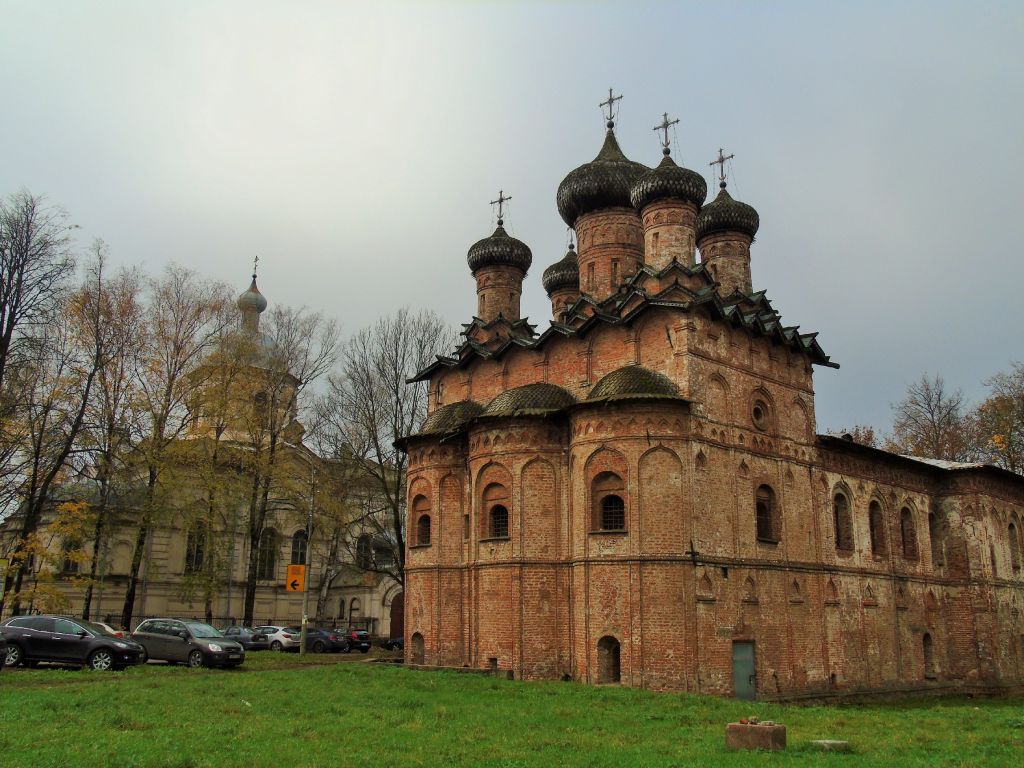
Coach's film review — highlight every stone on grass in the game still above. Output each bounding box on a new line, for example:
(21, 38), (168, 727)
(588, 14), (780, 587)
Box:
(725, 722), (787, 751)
(810, 739), (851, 752)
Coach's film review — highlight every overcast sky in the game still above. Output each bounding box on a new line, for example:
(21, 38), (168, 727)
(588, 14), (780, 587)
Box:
(2, 1), (1022, 433)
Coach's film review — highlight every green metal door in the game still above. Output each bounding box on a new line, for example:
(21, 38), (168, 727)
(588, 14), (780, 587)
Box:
(732, 641), (756, 700)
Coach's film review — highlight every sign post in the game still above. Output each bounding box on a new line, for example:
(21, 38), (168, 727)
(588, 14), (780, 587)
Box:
(286, 564), (305, 593)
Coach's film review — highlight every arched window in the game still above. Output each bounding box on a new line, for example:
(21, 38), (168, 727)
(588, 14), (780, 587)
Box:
(290, 530), (308, 565)
(1010, 522), (1021, 573)
(900, 507), (918, 560)
(412, 495), (431, 547)
(338, 599), (345, 619)
(256, 528), (278, 580)
(833, 493), (853, 552)
(356, 534), (373, 569)
(923, 632), (935, 678)
(597, 636), (621, 684)
(601, 495), (626, 531)
(185, 528), (205, 574)
(592, 472), (626, 532)
(929, 512), (944, 566)
(755, 485), (779, 542)
(489, 505), (509, 538)
(869, 501), (886, 556)
(482, 482), (510, 539)
(417, 514), (432, 546)
(349, 598), (361, 624)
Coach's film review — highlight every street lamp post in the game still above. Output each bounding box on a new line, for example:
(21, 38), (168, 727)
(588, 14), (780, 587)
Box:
(299, 466), (315, 655)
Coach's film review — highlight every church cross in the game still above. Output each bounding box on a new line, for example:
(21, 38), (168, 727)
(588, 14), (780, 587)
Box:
(654, 112), (680, 151)
(490, 190), (511, 225)
(710, 148), (735, 188)
(252, 254), (259, 279)
(600, 88), (623, 124)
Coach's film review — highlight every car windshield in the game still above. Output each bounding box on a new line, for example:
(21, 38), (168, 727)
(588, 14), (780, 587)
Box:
(84, 621), (116, 636)
(285, 626), (302, 633)
(184, 622), (222, 639)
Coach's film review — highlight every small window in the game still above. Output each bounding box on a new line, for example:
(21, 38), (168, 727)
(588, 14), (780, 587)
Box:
(756, 485), (779, 543)
(600, 495), (626, 531)
(490, 505), (509, 538)
(356, 534), (373, 569)
(751, 399), (770, 431)
(1010, 522), (1021, 573)
(900, 507), (918, 560)
(256, 529), (278, 580)
(869, 501), (886, 556)
(417, 514), (432, 546)
(463, 514), (470, 541)
(185, 528), (205, 573)
(833, 493), (853, 552)
(290, 529), (308, 566)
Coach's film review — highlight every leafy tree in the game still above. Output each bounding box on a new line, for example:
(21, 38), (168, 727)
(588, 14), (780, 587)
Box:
(973, 362), (1024, 474)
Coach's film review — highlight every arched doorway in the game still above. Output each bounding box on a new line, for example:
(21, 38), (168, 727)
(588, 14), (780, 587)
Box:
(597, 636), (621, 683)
(411, 632), (425, 665)
(388, 592), (404, 639)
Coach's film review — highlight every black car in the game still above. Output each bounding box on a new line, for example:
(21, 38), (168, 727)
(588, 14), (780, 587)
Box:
(0, 615), (145, 671)
(342, 629), (372, 653)
(132, 619), (245, 668)
(219, 626), (270, 651)
(0, 631), (7, 671)
(382, 637), (403, 652)
(304, 628), (349, 653)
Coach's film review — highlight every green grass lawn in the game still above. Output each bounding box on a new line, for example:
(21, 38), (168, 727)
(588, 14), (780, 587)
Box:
(1, 654), (1021, 767)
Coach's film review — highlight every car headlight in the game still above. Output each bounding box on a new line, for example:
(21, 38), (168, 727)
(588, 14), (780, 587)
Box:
(207, 643), (223, 652)
(113, 641), (128, 649)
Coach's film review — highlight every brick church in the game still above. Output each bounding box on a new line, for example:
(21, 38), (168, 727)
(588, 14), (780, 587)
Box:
(401, 98), (1024, 698)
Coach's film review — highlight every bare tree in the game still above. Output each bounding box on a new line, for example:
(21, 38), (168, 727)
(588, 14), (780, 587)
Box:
(315, 308), (455, 586)
(238, 305), (339, 626)
(119, 266), (230, 629)
(887, 373), (976, 462)
(0, 190), (76, 510)
(973, 362), (1024, 474)
(827, 425), (880, 448)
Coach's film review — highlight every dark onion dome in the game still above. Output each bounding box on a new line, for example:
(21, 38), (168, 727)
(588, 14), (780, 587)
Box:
(237, 276), (268, 313)
(417, 400), (484, 436)
(695, 187), (760, 241)
(587, 365), (679, 401)
(482, 383), (576, 417)
(467, 223), (533, 275)
(556, 129), (649, 227)
(541, 243), (580, 296)
(629, 152), (708, 211)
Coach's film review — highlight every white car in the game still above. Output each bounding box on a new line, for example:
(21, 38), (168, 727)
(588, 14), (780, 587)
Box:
(254, 625), (302, 651)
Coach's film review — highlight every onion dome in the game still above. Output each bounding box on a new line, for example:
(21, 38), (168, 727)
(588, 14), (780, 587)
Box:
(237, 276), (268, 313)
(541, 243), (579, 296)
(482, 383), (576, 417)
(556, 128), (648, 227)
(695, 187), (760, 241)
(630, 151), (708, 211)
(418, 400), (484, 436)
(467, 223), (533, 275)
(587, 365), (679, 401)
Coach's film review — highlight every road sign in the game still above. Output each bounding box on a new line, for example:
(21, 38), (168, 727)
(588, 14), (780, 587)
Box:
(286, 564), (306, 592)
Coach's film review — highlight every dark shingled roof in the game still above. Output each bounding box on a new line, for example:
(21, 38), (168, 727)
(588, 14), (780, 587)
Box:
(542, 244), (580, 295)
(556, 129), (648, 227)
(418, 400), (484, 436)
(588, 365), (680, 401)
(467, 224), (533, 275)
(696, 187), (760, 241)
(630, 152), (708, 211)
(482, 382), (576, 417)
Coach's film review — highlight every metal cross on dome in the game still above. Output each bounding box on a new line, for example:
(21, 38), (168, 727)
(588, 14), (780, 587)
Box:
(710, 147), (735, 188)
(600, 88), (623, 124)
(252, 254), (259, 279)
(654, 112), (680, 151)
(490, 190), (511, 225)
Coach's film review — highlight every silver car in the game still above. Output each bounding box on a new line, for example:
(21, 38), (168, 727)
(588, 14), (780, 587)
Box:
(254, 625), (302, 652)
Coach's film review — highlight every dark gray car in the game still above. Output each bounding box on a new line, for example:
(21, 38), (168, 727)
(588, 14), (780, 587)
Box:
(219, 626), (270, 651)
(132, 619), (245, 668)
(0, 615), (144, 670)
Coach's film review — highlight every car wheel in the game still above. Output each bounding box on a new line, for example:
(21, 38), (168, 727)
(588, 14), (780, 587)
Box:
(88, 649), (115, 671)
(341, 643), (351, 654)
(312, 641), (326, 653)
(270, 640), (283, 652)
(186, 650), (205, 668)
(360, 647), (370, 654)
(5, 644), (23, 667)
(139, 647), (148, 664)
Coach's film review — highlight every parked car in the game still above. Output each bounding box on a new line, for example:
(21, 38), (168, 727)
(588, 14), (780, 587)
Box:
(219, 626), (270, 651)
(131, 619), (245, 668)
(0, 631), (7, 671)
(342, 629), (372, 653)
(93, 621), (125, 638)
(303, 628), (349, 653)
(254, 625), (303, 652)
(382, 637), (403, 652)
(0, 615), (144, 671)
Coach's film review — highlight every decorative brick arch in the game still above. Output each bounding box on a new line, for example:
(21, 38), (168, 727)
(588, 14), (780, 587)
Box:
(477, 462), (513, 539)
